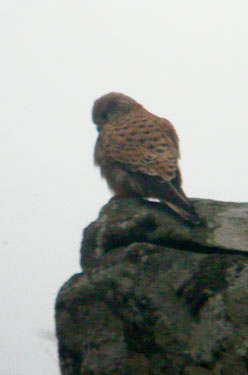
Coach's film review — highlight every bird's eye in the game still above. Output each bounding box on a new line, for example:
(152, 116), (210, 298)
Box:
(101, 111), (108, 121)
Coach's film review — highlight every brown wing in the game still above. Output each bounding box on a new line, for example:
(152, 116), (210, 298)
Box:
(99, 113), (201, 225)
(100, 114), (180, 183)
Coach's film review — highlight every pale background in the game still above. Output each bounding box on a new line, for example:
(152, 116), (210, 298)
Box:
(1, 1), (248, 374)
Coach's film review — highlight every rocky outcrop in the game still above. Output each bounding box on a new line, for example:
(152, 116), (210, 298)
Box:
(55, 198), (248, 375)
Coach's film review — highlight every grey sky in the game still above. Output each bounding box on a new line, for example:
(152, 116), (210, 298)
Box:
(1, 1), (248, 374)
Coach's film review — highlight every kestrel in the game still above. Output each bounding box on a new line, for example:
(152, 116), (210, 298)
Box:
(92, 92), (201, 224)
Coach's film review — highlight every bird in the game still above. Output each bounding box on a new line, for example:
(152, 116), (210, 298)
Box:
(92, 92), (201, 225)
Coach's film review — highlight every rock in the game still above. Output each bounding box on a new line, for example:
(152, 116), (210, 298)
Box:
(55, 198), (248, 375)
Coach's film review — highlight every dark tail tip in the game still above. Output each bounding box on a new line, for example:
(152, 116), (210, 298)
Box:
(184, 212), (204, 226)
(163, 200), (204, 226)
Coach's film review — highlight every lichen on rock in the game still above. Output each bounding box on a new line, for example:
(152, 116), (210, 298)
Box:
(56, 197), (248, 375)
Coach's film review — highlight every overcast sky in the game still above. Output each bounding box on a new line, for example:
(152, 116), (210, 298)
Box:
(1, 1), (248, 374)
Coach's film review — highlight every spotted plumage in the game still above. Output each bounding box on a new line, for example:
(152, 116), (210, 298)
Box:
(92, 92), (201, 224)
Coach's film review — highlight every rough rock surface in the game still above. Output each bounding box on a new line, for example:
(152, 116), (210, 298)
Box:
(56, 198), (248, 375)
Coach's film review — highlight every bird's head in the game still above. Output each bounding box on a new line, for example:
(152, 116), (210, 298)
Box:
(92, 92), (140, 131)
